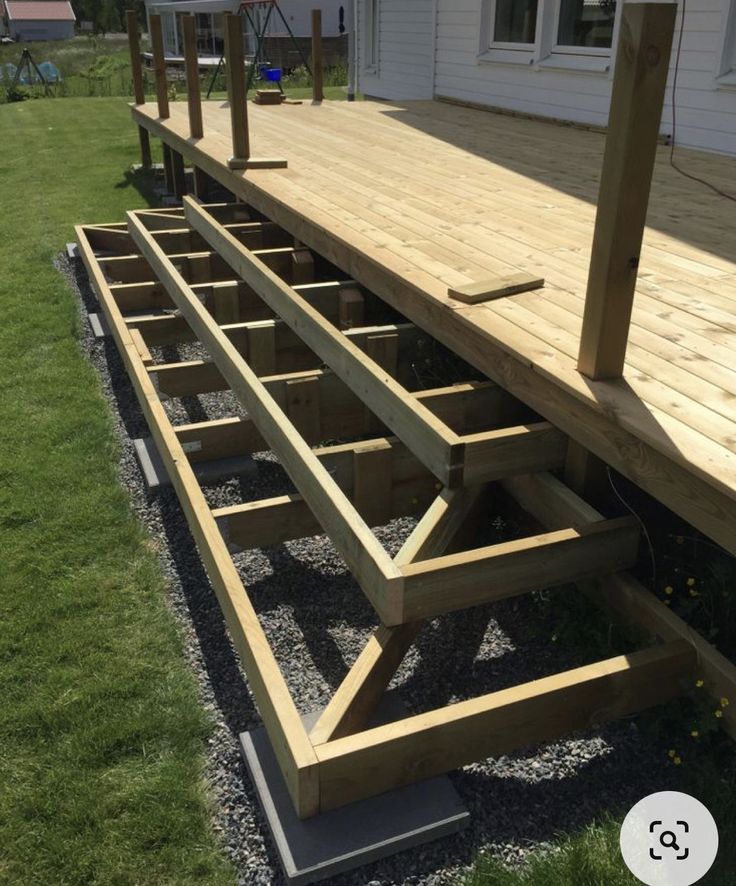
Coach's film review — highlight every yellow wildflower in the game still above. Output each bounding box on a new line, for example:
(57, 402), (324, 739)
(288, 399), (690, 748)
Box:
(689, 589), (700, 598)
(674, 756), (682, 765)
(687, 577), (696, 587)
(668, 749), (676, 758)
(715, 710), (724, 719)
(696, 679), (705, 688)
(721, 697), (730, 708)
(664, 586), (674, 595)
(691, 730), (699, 738)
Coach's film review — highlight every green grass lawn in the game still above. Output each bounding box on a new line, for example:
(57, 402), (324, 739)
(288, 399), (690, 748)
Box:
(0, 97), (233, 885)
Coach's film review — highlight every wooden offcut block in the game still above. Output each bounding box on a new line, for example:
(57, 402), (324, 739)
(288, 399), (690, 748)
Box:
(338, 286), (365, 330)
(447, 273), (545, 305)
(255, 89), (284, 105)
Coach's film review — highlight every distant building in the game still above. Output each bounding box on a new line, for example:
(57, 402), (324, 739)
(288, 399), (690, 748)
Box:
(142, 0), (347, 69)
(3, 0), (76, 41)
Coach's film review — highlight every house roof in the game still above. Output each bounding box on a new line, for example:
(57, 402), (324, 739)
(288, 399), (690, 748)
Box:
(5, 0), (76, 21)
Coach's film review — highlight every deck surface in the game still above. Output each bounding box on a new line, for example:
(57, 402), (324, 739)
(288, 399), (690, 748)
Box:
(133, 98), (736, 552)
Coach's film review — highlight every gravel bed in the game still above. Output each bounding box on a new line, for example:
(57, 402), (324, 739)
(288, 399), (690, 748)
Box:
(62, 252), (679, 885)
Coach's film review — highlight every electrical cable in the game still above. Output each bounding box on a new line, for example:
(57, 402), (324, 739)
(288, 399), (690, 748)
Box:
(669, 0), (736, 202)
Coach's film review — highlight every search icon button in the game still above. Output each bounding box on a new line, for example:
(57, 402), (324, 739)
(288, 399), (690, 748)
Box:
(659, 830), (681, 852)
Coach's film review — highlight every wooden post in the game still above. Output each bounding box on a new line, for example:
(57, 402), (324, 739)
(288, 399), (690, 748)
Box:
(182, 15), (203, 139)
(192, 166), (210, 201)
(311, 9), (324, 103)
(171, 149), (187, 199)
(126, 9), (145, 104)
(126, 9), (152, 168)
(224, 13), (250, 168)
(149, 14), (170, 119)
(162, 143), (175, 193)
(577, 2), (676, 381)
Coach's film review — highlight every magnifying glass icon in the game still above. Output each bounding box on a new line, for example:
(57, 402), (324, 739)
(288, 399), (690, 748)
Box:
(660, 830), (680, 851)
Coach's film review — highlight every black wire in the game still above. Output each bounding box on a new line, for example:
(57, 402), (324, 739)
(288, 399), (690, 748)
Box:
(669, 0), (736, 202)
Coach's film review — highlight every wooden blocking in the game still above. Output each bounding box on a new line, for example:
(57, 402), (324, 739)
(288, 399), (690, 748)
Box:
(448, 273), (545, 305)
(255, 89), (284, 105)
(212, 281), (240, 325)
(460, 422), (567, 485)
(182, 14), (203, 139)
(399, 516), (641, 623)
(311, 8), (324, 103)
(175, 416), (266, 463)
(129, 327), (153, 366)
(578, 2), (677, 380)
(364, 332), (398, 434)
(149, 359), (226, 397)
(126, 9), (145, 105)
(247, 321), (277, 376)
(338, 286), (365, 330)
(171, 149), (187, 200)
(291, 248), (315, 285)
(224, 12), (250, 166)
(149, 14), (169, 119)
(286, 376), (321, 443)
(313, 639), (695, 811)
(353, 441), (393, 528)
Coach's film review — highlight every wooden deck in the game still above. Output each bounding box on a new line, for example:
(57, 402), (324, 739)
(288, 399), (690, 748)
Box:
(133, 98), (736, 554)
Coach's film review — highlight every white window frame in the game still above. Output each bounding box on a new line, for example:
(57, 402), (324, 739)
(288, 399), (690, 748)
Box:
(363, 0), (379, 73)
(716, 0), (736, 87)
(488, 0), (542, 52)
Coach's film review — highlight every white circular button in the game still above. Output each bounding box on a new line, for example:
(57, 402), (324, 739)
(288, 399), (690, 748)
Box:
(620, 791), (718, 885)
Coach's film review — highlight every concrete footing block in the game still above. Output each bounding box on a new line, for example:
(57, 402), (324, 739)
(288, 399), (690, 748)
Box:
(66, 242), (79, 259)
(133, 436), (258, 490)
(240, 696), (469, 885)
(88, 312), (112, 339)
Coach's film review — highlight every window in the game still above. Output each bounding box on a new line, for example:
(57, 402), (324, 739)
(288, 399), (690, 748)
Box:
(556, 0), (617, 51)
(718, 0), (736, 80)
(493, 0), (539, 46)
(364, 0), (378, 70)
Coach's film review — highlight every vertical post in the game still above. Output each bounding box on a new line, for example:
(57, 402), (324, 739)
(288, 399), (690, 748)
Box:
(347, 0), (356, 101)
(182, 14), (203, 139)
(126, 9), (152, 167)
(224, 13), (250, 168)
(171, 149), (187, 199)
(162, 143), (175, 193)
(311, 9), (324, 103)
(192, 166), (210, 202)
(149, 13), (170, 120)
(126, 9), (145, 104)
(577, 2), (676, 381)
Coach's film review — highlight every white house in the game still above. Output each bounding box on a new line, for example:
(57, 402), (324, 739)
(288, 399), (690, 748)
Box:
(144, 0), (348, 64)
(3, 0), (76, 40)
(354, 0), (736, 155)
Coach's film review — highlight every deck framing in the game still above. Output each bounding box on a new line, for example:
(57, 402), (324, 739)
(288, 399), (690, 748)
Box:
(76, 204), (736, 818)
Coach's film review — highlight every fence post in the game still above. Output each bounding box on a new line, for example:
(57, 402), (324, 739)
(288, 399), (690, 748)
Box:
(577, 2), (676, 380)
(149, 13), (170, 119)
(182, 14), (203, 139)
(311, 9), (324, 103)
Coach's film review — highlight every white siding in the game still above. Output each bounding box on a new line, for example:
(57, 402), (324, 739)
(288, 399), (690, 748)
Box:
(357, 0), (435, 100)
(433, 0), (736, 155)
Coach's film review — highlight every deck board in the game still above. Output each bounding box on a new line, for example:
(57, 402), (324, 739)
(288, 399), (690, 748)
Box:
(132, 98), (736, 552)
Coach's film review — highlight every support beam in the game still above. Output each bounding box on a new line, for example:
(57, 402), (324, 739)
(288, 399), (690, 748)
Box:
(171, 149), (186, 200)
(314, 640), (695, 811)
(127, 210), (403, 622)
(577, 2), (677, 380)
(309, 484), (487, 746)
(311, 8), (324, 103)
(182, 14), (203, 139)
(149, 14), (169, 119)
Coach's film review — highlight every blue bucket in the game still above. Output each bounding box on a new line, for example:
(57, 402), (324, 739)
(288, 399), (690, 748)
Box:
(265, 68), (282, 82)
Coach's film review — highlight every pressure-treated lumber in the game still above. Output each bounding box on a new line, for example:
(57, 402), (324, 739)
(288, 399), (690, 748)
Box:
(126, 9), (145, 105)
(127, 210), (404, 621)
(76, 224), (319, 818)
(314, 639), (696, 810)
(182, 15), (203, 139)
(399, 516), (640, 621)
(447, 273), (544, 305)
(149, 14), (169, 119)
(309, 484), (487, 746)
(224, 13), (249, 167)
(183, 198), (464, 486)
(578, 2), (677, 380)
(311, 8), (324, 103)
